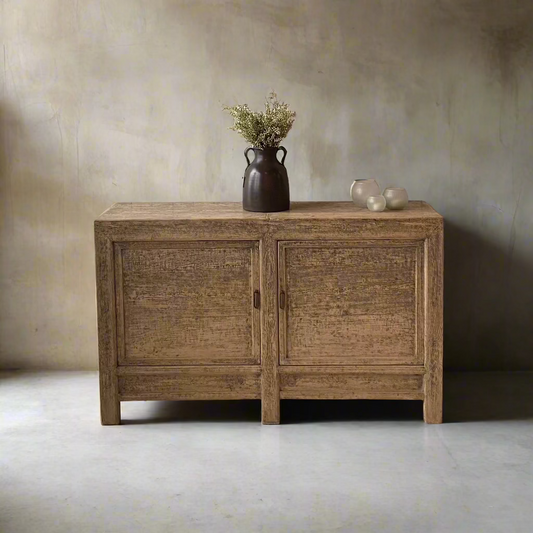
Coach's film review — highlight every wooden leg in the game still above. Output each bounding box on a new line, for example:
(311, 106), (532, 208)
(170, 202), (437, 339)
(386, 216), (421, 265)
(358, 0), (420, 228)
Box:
(424, 376), (443, 424)
(101, 398), (121, 425)
(262, 383), (280, 425)
(100, 371), (121, 425)
(261, 232), (280, 425)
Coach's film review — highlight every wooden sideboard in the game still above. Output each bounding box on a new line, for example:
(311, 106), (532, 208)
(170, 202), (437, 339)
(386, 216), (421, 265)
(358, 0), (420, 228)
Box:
(95, 202), (443, 425)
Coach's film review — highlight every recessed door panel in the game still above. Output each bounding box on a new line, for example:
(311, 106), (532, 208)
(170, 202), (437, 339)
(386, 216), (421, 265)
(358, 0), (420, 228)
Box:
(278, 241), (424, 366)
(115, 241), (260, 365)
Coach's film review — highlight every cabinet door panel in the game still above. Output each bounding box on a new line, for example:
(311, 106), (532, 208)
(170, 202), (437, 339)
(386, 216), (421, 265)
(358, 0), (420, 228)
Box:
(115, 241), (260, 365)
(278, 241), (424, 365)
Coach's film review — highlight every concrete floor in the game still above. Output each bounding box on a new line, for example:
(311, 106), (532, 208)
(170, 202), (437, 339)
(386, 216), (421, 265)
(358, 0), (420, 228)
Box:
(1, 372), (532, 533)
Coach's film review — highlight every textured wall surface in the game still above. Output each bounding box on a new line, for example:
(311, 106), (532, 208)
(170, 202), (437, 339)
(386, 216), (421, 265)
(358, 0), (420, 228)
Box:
(1, 0), (532, 370)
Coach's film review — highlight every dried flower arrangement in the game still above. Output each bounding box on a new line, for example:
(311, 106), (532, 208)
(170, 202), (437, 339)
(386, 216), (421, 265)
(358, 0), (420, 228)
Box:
(223, 92), (296, 149)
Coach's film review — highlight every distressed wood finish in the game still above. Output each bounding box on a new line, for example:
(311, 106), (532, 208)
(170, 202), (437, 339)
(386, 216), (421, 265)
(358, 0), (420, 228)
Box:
(115, 241), (260, 366)
(278, 240), (424, 366)
(423, 227), (444, 423)
(118, 367), (261, 400)
(95, 201), (443, 424)
(260, 232), (280, 424)
(279, 366), (425, 400)
(97, 201), (439, 222)
(95, 229), (120, 425)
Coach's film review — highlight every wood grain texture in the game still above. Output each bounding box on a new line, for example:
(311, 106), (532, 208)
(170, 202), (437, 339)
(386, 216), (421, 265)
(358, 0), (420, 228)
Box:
(279, 365), (426, 375)
(115, 241), (260, 366)
(94, 203), (440, 244)
(118, 366), (261, 400)
(98, 202), (270, 221)
(260, 232), (280, 424)
(268, 201), (441, 220)
(279, 240), (424, 366)
(270, 219), (442, 242)
(94, 219), (267, 243)
(424, 226), (444, 423)
(97, 201), (440, 221)
(279, 366), (424, 400)
(95, 227), (120, 425)
(95, 201), (443, 425)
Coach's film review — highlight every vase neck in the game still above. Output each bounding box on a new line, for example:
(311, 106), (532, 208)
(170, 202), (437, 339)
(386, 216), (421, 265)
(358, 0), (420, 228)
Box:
(253, 147), (278, 160)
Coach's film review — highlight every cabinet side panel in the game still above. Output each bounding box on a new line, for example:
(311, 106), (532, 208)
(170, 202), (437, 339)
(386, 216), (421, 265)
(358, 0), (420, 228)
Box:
(95, 227), (120, 424)
(424, 226), (444, 423)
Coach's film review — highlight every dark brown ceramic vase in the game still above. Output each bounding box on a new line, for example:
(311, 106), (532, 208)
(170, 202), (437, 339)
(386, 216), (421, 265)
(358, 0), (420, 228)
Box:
(242, 147), (290, 212)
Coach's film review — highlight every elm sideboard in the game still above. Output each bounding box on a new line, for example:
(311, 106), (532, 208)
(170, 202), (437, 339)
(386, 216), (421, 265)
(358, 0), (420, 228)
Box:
(95, 202), (443, 425)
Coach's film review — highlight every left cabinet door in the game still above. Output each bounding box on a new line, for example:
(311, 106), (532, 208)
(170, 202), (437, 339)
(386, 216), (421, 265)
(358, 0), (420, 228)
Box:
(114, 241), (261, 366)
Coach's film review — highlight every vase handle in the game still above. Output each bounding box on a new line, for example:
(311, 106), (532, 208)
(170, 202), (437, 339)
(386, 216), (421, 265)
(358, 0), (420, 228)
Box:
(277, 146), (287, 165)
(244, 147), (254, 166)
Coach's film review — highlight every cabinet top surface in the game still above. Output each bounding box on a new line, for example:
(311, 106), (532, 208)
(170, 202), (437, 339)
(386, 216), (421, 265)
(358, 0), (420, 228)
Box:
(97, 201), (442, 222)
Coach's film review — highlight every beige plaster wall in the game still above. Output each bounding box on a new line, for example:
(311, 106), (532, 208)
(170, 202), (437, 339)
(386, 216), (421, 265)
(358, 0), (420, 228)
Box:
(1, 0), (532, 370)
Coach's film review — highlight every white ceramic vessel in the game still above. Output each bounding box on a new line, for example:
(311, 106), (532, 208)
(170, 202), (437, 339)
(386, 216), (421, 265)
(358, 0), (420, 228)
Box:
(350, 179), (380, 208)
(367, 195), (386, 212)
(383, 187), (408, 210)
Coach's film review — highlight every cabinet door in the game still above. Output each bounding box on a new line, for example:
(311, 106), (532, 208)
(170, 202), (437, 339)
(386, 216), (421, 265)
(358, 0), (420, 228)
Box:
(278, 240), (424, 366)
(115, 241), (260, 365)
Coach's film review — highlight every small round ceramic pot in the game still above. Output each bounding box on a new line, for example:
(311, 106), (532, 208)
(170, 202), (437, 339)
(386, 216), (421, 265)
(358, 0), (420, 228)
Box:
(383, 187), (408, 210)
(350, 179), (380, 208)
(367, 195), (386, 212)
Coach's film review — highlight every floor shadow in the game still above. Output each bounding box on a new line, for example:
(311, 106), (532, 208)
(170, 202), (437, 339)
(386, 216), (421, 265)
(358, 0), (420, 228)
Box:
(122, 398), (423, 425)
(121, 400), (262, 425)
(282, 399), (423, 423)
(121, 372), (533, 424)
